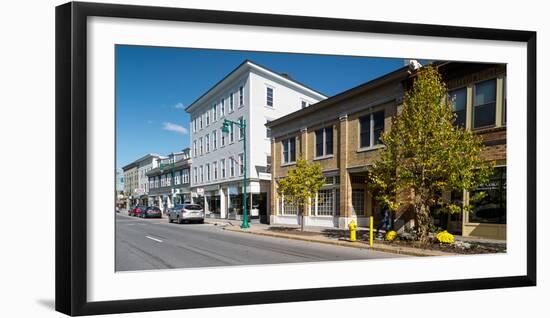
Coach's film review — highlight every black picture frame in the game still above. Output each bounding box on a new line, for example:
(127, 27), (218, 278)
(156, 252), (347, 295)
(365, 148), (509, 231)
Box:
(55, 1), (537, 316)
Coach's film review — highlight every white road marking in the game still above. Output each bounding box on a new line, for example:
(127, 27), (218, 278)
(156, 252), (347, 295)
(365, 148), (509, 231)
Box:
(146, 236), (163, 243)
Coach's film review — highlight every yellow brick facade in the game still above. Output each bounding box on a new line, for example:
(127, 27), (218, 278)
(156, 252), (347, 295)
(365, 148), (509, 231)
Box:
(269, 63), (507, 240)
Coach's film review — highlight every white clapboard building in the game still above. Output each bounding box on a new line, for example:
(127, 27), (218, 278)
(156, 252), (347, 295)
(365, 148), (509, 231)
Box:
(186, 60), (326, 222)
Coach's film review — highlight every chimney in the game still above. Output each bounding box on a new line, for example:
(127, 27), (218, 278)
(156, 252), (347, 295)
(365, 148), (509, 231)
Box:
(280, 72), (292, 80)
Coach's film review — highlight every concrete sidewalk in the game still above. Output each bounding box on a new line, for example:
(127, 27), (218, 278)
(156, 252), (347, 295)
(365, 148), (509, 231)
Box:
(203, 216), (453, 257)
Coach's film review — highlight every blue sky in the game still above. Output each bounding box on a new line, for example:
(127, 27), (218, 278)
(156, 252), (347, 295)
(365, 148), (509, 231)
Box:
(116, 45), (404, 169)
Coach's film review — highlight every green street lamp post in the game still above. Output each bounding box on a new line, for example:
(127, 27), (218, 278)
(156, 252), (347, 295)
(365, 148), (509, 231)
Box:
(221, 118), (249, 229)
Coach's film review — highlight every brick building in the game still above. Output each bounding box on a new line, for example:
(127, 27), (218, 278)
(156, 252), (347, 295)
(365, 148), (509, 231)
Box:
(267, 61), (506, 240)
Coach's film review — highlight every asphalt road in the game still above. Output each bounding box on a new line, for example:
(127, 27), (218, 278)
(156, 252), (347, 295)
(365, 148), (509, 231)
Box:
(115, 213), (404, 271)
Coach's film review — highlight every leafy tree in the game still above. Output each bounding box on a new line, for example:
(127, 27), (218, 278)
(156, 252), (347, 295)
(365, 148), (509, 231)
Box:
(277, 158), (325, 231)
(368, 65), (493, 244)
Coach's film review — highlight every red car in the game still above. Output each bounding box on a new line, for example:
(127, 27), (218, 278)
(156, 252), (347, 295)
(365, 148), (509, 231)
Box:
(129, 205), (147, 217)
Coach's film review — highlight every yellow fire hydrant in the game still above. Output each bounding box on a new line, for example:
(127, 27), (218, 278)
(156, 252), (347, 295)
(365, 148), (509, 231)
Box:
(348, 219), (357, 242)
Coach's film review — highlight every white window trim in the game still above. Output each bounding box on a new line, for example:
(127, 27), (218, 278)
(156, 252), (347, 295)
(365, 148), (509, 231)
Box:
(314, 126), (334, 159)
(229, 157), (236, 177)
(238, 85), (244, 108)
(357, 111), (384, 152)
(212, 161), (217, 180)
(212, 131), (217, 150)
(238, 117), (244, 140)
(238, 153), (244, 176)
(212, 104), (217, 122)
(265, 85), (274, 108)
(281, 137), (296, 165)
(229, 92), (235, 113)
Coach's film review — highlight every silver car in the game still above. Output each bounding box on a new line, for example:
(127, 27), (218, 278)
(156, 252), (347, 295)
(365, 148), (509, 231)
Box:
(168, 204), (205, 224)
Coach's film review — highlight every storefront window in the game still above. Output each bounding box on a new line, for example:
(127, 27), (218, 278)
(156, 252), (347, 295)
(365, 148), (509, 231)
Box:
(469, 167), (506, 224)
(316, 189), (334, 216)
(351, 189), (365, 215)
(279, 195), (298, 215)
(229, 194), (243, 215)
(206, 195), (221, 213)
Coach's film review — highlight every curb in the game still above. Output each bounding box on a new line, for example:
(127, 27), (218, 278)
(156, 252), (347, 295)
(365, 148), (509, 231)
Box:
(222, 226), (453, 257)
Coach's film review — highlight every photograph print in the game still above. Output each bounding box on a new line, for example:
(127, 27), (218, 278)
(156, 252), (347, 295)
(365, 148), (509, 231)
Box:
(115, 45), (507, 272)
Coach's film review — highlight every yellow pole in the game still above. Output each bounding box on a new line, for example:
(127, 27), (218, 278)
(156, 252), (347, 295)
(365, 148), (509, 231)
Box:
(369, 216), (373, 247)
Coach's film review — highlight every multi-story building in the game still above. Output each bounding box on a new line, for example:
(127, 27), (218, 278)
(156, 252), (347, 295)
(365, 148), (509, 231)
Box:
(135, 154), (164, 205)
(146, 148), (192, 213)
(122, 162), (138, 208)
(186, 60), (327, 221)
(122, 153), (164, 207)
(267, 61), (506, 240)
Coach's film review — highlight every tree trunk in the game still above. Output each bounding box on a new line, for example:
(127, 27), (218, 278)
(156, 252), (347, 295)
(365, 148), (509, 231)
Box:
(415, 203), (431, 245)
(300, 203), (305, 232)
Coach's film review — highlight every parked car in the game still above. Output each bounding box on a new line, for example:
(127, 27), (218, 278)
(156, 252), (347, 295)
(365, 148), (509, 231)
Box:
(130, 205), (148, 217)
(128, 205), (138, 216)
(141, 206), (162, 218)
(168, 204), (204, 224)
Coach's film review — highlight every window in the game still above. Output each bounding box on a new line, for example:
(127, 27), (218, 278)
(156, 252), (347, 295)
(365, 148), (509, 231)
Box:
(182, 169), (189, 184)
(229, 92), (234, 112)
(199, 137), (203, 155)
(360, 111), (384, 149)
(205, 135), (210, 153)
(469, 166), (506, 224)
(193, 140), (197, 157)
(212, 131), (217, 150)
(206, 109), (210, 126)
(221, 128), (226, 146)
(449, 88), (467, 127)
(230, 158), (235, 177)
(212, 104), (217, 122)
(193, 118), (197, 132)
(266, 119), (271, 138)
(238, 117), (244, 140)
(206, 164), (210, 182)
(199, 114), (203, 129)
(351, 189), (365, 215)
(193, 167), (197, 183)
(213, 161), (218, 180)
(175, 171), (181, 185)
(315, 126), (333, 157)
(221, 159), (226, 178)
(266, 87), (273, 107)
(155, 176), (159, 188)
(220, 98), (225, 116)
(239, 153), (244, 175)
(229, 123), (234, 143)
(316, 189), (334, 216)
(199, 166), (204, 183)
(239, 86), (244, 106)
(473, 79), (497, 128)
(279, 195), (298, 215)
(282, 137), (296, 164)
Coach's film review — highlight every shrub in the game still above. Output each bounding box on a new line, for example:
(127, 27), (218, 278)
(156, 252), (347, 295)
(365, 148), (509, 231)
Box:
(385, 230), (398, 241)
(435, 230), (455, 244)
